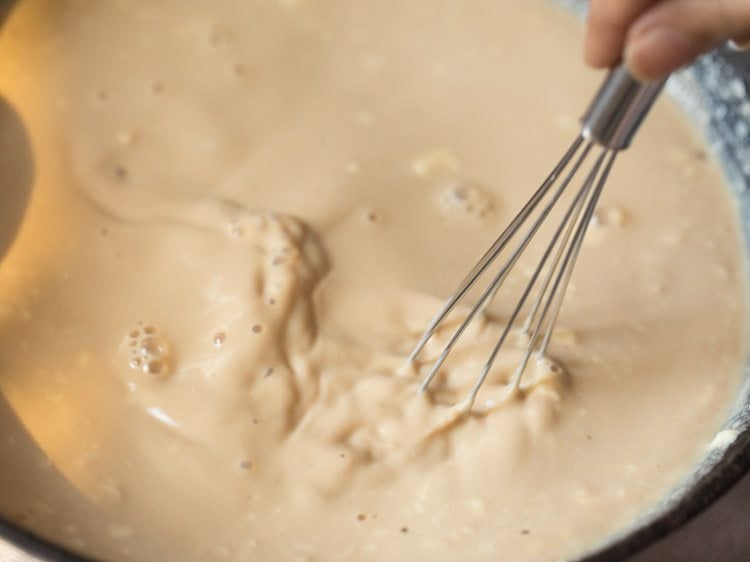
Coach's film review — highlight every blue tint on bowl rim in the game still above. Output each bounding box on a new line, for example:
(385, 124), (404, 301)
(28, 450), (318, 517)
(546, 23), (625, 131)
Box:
(551, 1), (750, 559)
(571, 47), (750, 562)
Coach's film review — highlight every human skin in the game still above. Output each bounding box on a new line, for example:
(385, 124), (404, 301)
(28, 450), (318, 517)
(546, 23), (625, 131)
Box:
(585, 0), (750, 80)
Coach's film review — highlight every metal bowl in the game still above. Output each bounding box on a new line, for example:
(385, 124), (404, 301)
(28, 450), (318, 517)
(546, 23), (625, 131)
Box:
(0, 1), (749, 560)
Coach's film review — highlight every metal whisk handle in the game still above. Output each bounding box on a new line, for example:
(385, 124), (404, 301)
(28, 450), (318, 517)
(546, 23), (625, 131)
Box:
(581, 64), (667, 151)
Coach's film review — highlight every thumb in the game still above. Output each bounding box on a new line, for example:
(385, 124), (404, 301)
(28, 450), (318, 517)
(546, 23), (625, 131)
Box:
(625, 0), (750, 81)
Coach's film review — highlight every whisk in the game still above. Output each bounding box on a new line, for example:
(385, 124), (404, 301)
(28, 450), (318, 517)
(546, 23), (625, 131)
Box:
(407, 64), (666, 410)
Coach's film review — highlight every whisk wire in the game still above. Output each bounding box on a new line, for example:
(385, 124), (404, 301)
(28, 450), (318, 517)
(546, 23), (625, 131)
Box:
(407, 65), (664, 410)
(463, 146), (607, 407)
(415, 138), (592, 393)
(536, 149), (618, 356)
(519, 159), (597, 336)
(510, 148), (616, 391)
(406, 136), (585, 366)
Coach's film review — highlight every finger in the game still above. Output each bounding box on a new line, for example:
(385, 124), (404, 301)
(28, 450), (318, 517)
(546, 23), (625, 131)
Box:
(626, 0), (750, 80)
(729, 32), (750, 50)
(585, 0), (661, 68)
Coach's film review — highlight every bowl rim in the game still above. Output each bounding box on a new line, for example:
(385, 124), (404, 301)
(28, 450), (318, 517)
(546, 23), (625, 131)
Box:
(573, 46), (750, 560)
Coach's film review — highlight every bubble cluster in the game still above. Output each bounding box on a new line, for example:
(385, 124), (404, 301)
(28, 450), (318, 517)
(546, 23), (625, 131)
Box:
(127, 325), (172, 377)
(436, 182), (493, 219)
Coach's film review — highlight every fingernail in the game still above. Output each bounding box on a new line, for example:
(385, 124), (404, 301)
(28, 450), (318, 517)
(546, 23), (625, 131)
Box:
(625, 26), (694, 81)
(728, 39), (750, 52)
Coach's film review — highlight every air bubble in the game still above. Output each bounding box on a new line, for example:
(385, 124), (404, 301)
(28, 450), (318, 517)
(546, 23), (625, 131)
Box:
(113, 166), (128, 181)
(437, 182), (493, 219)
(363, 209), (382, 224)
(214, 332), (226, 347)
(143, 359), (167, 376)
(138, 336), (168, 358)
(126, 325), (172, 377)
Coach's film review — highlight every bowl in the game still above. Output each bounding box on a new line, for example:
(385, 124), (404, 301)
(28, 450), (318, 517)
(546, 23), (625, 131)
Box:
(0, 1), (749, 560)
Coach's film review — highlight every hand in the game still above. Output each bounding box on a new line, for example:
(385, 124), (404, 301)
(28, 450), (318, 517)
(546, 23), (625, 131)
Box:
(585, 0), (750, 81)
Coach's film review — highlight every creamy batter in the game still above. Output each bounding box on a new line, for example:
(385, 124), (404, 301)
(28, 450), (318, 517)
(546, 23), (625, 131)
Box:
(0, 1), (746, 561)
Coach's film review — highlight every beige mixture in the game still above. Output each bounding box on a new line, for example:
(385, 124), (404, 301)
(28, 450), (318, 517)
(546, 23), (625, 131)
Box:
(0, 1), (746, 561)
